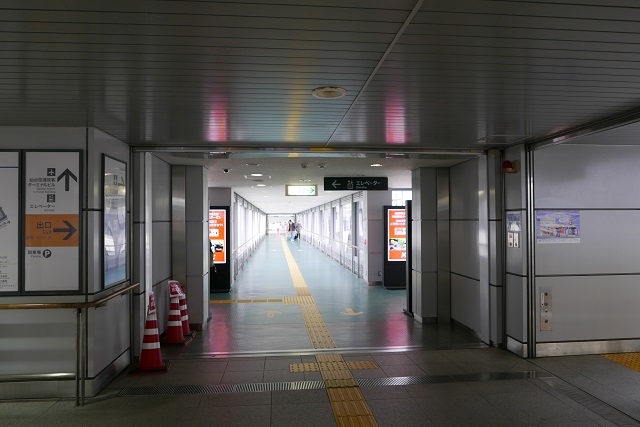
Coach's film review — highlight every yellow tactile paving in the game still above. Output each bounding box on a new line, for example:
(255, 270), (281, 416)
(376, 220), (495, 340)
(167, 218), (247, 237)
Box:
(347, 361), (378, 370)
(281, 236), (377, 426)
(602, 352), (640, 373)
(327, 387), (366, 402)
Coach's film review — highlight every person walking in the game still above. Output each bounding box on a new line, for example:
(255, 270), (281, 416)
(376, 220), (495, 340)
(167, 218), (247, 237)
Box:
(288, 220), (295, 241)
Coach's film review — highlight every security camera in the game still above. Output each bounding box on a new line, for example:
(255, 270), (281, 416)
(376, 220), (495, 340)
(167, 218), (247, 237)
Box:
(223, 168), (230, 173)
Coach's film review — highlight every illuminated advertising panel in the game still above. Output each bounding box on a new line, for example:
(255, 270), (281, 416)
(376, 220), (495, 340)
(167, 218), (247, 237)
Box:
(387, 208), (406, 261)
(209, 208), (226, 264)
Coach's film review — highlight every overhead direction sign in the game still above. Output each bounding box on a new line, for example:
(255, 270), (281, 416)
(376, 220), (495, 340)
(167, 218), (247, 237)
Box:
(286, 185), (317, 196)
(324, 177), (388, 191)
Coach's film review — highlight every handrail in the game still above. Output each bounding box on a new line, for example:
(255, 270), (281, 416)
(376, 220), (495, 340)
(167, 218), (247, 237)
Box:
(0, 282), (139, 406)
(302, 229), (366, 254)
(0, 282), (138, 310)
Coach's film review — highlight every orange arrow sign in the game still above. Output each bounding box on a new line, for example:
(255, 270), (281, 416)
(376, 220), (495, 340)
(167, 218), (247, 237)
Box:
(341, 308), (363, 316)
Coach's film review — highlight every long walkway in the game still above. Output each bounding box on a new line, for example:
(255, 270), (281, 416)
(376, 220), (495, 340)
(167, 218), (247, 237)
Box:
(3, 235), (640, 425)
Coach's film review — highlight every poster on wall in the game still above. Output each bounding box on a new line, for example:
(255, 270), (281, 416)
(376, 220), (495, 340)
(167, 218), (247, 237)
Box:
(209, 208), (226, 264)
(24, 151), (81, 292)
(0, 152), (20, 292)
(536, 210), (580, 244)
(506, 212), (522, 232)
(103, 155), (128, 288)
(387, 208), (407, 261)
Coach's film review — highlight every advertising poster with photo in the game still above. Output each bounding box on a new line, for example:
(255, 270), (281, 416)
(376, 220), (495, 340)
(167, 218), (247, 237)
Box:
(536, 210), (581, 244)
(24, 151), (81, 292)
(103, 156), (128, 288)
(387, 208), (407, 261)
(0, 152), (20, 292)
(209, 209), (226, 264)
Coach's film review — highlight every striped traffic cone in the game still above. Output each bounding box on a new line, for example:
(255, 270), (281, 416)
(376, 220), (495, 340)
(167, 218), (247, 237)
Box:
(131, 293), (170, 374)
(163, 293), (187, 345)
(179, 285), (194, 337)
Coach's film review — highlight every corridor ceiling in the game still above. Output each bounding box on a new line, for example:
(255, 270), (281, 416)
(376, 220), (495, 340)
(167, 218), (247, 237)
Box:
(3, 1), (640, 211)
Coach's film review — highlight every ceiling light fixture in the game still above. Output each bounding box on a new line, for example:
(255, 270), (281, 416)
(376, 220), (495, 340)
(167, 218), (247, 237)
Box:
(311, 86), (347, 99)
(256, 184), (266, 187)
(246, 163), (260, 167)
(250, 173), (263, 177)
(371, 163), (383, 167)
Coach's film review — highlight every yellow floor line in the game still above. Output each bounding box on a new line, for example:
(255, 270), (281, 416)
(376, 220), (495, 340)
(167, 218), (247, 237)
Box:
(280, 236), (378, 426)
(602, 352), (640, 373)
(210, 299), (283, 304)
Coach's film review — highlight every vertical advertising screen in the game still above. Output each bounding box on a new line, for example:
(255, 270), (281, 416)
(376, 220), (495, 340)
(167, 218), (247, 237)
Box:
(387, 208), (406, 261)
(209, 208), (226, 264)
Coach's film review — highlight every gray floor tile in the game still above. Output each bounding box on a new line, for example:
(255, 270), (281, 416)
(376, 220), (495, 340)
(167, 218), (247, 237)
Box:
(415, 395), (514, 427)
(171, 371), (224, 386)
(226, 359), (266, 372)
(372, 353), (415, 366)
(381, 364), (427, 377)
(263, 369), (306, 383)
(220, 370), (264, 384)
(199, 391), (271, 407)
(191, 405), (271, 427)
(271, 402), (336, 427)
(360, 385), (411, 400)
(264, 357), (302, 371)
(417, 362), (465, 375)
(367, 397), (435, 427)
(271, 389), (329, 405)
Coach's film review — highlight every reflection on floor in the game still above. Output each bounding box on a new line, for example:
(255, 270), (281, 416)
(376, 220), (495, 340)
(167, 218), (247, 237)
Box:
(166, 234), (485, 358)
(4, 235), (640, 425)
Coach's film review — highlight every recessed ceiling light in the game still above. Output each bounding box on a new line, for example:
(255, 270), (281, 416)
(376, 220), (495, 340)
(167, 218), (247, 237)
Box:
(311, 86), (347, 99)
(256, 184), (266, 187)
(250, 173), (263, 177)
(299, 179), (311, 182)
(371, 163), (383, 167)
(246, 163), (260, 166)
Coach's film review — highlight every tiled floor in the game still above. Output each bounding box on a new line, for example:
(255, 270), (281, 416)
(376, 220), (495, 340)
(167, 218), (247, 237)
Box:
(3, 235), (640, 426)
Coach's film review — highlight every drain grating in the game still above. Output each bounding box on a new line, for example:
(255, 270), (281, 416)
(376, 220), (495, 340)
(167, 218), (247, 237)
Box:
(538, 376), (640, 426)
(119, 381), (326, 396)
(357, 370), (549, 387)
(119, 371), (550, 397)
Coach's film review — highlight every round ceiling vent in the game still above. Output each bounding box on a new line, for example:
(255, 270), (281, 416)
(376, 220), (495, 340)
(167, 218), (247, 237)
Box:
(311, 86), (347, 99)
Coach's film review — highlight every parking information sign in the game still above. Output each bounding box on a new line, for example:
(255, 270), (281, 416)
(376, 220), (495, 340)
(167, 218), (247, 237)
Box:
(24, 151), (81, 292)
(0, 152), (19, 292)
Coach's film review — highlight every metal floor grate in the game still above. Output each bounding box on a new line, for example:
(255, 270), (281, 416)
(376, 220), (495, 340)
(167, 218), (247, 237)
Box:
(538, 376), (640, 426)
(119, 370), (551, 397)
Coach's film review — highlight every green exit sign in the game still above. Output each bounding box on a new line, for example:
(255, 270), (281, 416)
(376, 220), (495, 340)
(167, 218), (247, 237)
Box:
(285, 185), (317, 196)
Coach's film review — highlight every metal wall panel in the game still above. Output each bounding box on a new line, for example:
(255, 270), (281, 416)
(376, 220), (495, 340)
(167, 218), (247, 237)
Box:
(172, 166), (186, 286)
(0, 309), (76, 375)
(417, 271), (438, 319)
(506, 273), (527, 342)
(186, 222), (208, 277)
(152, 222), (172, 284)
(450, 158), (479, 220)
(151, 156), (171, 221)
(413, 220), (437, 273)
(86, 211), (101, 294)
(504, 145), (527, 211)
(89, 294), (130, 376)
(489, 221), (503, 287)
(451, 274), (481, 332)
(535, 144), (640, 209)
(436, 168), (451, 323)
(536, 275), (640, 342)
(536, 210), (640, 276)
(450, 221), (479, 280)
(505, 211), (527, 276)
(490, 285), (503, 345)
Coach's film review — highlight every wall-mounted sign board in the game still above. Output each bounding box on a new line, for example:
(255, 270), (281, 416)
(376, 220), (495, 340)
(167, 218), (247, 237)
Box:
(24, 151), (81, 292)
(285, 185), (317, 196)
(0, 151), (20, 292)
(324, 177), (388, 191)
(103, 155), (128, 288)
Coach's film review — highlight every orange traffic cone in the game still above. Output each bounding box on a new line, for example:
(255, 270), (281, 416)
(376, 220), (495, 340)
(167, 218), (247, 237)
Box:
(131, 293), (170, 374)
(179, 285), (194, 337)
(163, 293), (187, 344)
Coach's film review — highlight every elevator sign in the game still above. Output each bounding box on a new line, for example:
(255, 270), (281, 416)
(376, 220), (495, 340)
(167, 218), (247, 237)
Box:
(387, 208), (407, 261)
(209, 209), (227, 264)
(24, 151), (81, 292)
